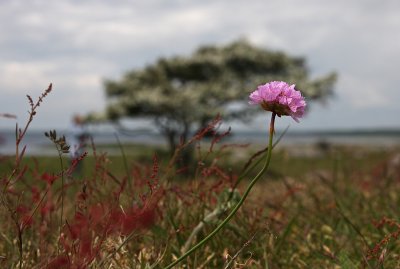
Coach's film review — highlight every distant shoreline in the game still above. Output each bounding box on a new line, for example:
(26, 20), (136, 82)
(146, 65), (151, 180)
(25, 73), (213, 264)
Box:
(1, 127), (400, 136)
(240, 128), (400, 136)
(1, 128), (399, 156)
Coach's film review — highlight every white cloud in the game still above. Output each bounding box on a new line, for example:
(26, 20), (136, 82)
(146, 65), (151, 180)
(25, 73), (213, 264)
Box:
(0, 62), (55, 93)
(338, 75), (392, 108)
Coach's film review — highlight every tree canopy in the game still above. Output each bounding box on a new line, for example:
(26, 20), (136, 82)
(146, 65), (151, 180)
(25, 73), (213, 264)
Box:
(95, 40), (336, 151)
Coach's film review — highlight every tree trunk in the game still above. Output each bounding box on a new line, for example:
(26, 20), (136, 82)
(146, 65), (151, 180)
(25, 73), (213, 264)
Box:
(163, 123), (194, 173)
(165, 130), (177, 156)
(178, 122), (194, 171)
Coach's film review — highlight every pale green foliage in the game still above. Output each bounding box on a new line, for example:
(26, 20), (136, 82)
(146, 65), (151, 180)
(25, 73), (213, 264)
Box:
(98, 40), (336, 150)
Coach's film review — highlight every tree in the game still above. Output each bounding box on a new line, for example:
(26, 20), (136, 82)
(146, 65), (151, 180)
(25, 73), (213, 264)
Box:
(97, 40), (336, 153)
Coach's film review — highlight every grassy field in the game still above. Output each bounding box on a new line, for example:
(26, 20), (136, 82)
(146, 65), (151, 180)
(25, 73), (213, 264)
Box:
(1, 139), (400, 268)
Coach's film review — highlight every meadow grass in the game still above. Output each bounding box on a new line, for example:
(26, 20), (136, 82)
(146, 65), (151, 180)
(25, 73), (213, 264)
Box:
(1, 141), (399, 268)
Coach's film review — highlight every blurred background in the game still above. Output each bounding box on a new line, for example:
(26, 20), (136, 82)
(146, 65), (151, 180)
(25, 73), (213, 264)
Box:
(1, 0), (399, 155)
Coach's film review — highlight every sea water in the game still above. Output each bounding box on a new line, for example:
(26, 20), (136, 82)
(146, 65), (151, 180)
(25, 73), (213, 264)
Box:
(0, 129), (399, 156)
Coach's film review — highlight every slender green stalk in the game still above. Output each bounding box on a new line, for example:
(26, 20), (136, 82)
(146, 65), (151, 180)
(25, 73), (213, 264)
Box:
(114, 133), (132, 189)
(57, 151), (65, 254)
(163, 113), (276, 269)
(232, 124), (289, 193)
(44, 131), (70, 254)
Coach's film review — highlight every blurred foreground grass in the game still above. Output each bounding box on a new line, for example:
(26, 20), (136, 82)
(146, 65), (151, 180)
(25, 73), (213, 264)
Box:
(5, 143), (391, 180)
(1, 143), (400, 268)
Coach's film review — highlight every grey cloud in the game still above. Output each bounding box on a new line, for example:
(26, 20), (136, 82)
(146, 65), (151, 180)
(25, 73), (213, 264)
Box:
(1, 0), (399, 129)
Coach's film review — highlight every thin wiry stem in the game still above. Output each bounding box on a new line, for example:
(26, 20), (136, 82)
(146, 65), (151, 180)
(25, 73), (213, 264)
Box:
(15, 84), (52, 165)
(56, 148), (65, 254)
(114, 133), (132, 189)
(163, 112), (276, 269)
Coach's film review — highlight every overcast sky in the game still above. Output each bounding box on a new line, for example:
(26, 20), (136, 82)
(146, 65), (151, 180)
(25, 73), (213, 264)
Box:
(1, 0), (399, 132)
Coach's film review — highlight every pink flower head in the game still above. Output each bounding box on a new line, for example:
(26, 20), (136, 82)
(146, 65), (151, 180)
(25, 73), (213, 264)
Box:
(249, 81), (306, 122)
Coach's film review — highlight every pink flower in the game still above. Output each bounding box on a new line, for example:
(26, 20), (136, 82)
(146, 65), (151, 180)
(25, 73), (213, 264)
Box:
(249, 81), (306, 122)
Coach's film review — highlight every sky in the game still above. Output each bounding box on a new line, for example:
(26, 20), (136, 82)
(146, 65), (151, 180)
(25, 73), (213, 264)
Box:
(1, 0), (399, 132)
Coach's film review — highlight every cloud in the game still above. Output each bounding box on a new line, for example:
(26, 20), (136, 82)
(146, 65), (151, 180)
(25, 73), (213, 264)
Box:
(338, 75), (392, 108)
(0, 0), (399, 129)
(0, 58), (113, 93)
(0, 62), (55, 93)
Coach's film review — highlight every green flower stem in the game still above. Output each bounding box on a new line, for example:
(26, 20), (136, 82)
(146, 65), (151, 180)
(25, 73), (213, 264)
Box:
(164, 112), (276, 269)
